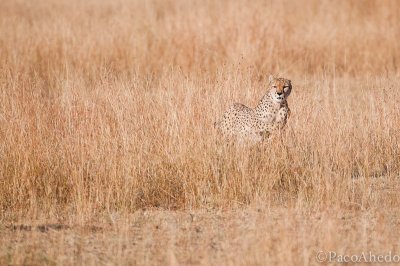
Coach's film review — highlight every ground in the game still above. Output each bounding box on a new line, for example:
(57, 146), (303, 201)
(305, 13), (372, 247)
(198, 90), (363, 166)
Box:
(2, 207), (400, 265)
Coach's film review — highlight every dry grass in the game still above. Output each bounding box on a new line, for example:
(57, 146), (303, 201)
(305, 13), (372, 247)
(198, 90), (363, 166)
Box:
(1, 0), (400, 265)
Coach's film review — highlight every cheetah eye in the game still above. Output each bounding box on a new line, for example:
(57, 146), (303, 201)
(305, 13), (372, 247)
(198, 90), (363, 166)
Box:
(273, 86), (277, 89)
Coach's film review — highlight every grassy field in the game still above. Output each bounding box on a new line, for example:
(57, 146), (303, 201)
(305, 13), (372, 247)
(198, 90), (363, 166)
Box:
(1, 0), (400, 265)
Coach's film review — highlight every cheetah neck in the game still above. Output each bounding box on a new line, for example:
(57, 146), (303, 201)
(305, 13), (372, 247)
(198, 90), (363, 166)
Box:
(254, 93), (287, 120)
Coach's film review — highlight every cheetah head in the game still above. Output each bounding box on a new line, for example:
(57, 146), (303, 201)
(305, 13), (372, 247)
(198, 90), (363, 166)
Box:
(268, 75), (292, 103)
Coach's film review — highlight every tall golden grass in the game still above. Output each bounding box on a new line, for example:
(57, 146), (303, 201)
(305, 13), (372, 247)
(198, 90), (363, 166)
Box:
(1, 0), (400, 264)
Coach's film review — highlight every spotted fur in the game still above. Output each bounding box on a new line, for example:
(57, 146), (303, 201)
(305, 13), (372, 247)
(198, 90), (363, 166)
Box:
(215, 75), (292, 143)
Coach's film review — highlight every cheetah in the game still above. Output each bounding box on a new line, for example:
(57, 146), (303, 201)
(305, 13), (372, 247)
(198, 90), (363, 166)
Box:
(215, 75), (292, 143)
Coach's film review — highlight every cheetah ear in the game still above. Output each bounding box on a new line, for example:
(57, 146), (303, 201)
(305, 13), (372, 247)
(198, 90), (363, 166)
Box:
(268, 75), (274, 83)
